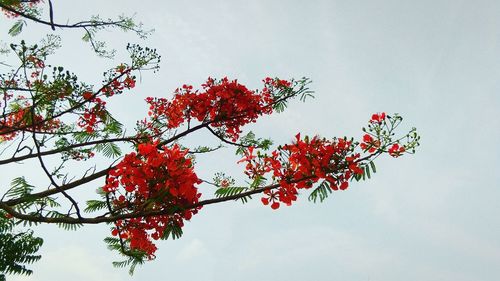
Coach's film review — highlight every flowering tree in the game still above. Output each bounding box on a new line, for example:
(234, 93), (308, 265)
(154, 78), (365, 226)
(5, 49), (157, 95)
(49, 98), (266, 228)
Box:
(0, 0), (420, 279)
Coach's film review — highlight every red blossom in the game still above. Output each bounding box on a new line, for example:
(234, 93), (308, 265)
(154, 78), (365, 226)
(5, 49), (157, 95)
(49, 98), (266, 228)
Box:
(77, 97), (106, 133)
(123, 76), (136, 88)
(0, 106), (61, 140)
(145, 77), (280, 141)
(388, 143), (405, 157)
(370, 112), (386, 123)
(360, 134), (381, 153)
(103, 142), (202, 257)
(82, 91), (93, 100)
(238, 134), (363, 209)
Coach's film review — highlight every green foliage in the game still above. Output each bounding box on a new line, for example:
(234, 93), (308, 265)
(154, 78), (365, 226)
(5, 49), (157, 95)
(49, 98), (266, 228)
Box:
(94, 142), (122, 158)
(308, 181), (333, 203)
(46, 211), (82, 231)
(102, 112), (124, 135)
(84, 200), (108, 213)
(5, 177), (60, 211)
(81, 15), (152, 58)
(0, 211), (43, 279)
(249, 175), (267, 189)
(215, 186), (251, 203)
(161, 222), (183, 240)
(353, 161), (377, 182)
(189, 144), (223, 154)
(4, 177), (34, 200)
(272, 77), (314, 113)
(104, 237), (146, 275)
(8, 19), (24, 36)
(212, 172), (253, 203)
(126, 43), (161, 71)
(236, 131), (273, 155)
(112, 257), (144, 276)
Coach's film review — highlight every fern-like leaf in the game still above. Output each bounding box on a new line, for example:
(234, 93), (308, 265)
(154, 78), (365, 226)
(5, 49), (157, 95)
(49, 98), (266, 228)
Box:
(94, 142), (122, 158)
(0, 211), (43, 279)
(84, 200), (107, 213)
(46, 211), (82, 231)
(308, 181), (333, 203)
(214, 186), (251, 203)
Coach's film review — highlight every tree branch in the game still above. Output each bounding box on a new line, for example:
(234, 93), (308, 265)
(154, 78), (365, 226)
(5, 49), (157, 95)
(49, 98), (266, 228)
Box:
(0, 3), (133, 30)
(206, 126), (251, 148)
(3, 167), (111, 206)
(48, 0), (55, 30)
(0, 180), (285, 224)
(0, 136), (137, 165)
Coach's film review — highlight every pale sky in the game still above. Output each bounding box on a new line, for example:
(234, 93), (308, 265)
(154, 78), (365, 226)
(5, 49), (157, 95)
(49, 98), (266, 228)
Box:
(2, 1), (500, 281)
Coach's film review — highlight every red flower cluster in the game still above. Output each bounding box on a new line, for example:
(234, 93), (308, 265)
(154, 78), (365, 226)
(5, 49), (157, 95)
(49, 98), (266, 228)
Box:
(103, 143), (202, 257)
(240, 134), (364, 209)
(370, 112), (386, 123)
(77, 71), (136, 133)
(0, 107), (60, 141)
(262, 77), (291, 88)
(146, 77), (290, 141)
(360, 134), (380, 153)
(388, 143), (405, 157)
(78, 97), (106, 133)
(102, 67), (136, 97)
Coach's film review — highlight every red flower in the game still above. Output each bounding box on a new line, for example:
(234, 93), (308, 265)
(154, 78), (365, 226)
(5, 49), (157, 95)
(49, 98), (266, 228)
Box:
(237, 146), (256, 164)
(124, 76), (136, 89)
(340, 181), (349, 190)
(243, 134), (360, 209)
(82, 91), (93, 100)
(104, 143), (202, 257)
(137, 142), (156, 156)
(145, 77), (277, 141)
(388, 143), (405, 157)
(370, 112), (386, 123)
(360, 134), (380, 153)
(271, 201), (280, 210)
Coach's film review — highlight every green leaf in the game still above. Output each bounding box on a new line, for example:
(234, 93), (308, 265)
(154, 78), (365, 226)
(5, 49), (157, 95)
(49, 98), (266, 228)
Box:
(73, 131), (98, 143)
(214, 186), (251, 203)
(5, 177), (34, 199)
(95, 142), (122, 158)
(46, 211), (82, 231)
(103, 111), (123, 135)
(161, 223), (183, 240)
(111, 255), (145, 276)
(84, 200), (107, 213)
(81, 32), (91, 42)
(0, 212), (43, 278)
(365, 165), (371, 179)
(370, 161), (377, 173)
(308, 181), (333, 203)
(8, 20), (25, 36)
(353, 173), (362, 182)
(105, 236), (147, 275)
(236, 131), (273, 155)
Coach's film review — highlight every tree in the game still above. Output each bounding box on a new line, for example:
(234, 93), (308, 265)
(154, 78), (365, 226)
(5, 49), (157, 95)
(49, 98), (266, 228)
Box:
(0, 1), (420, 278)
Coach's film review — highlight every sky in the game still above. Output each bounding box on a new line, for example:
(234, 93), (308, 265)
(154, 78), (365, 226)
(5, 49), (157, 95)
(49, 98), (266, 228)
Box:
(2, 0), (500, 280)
